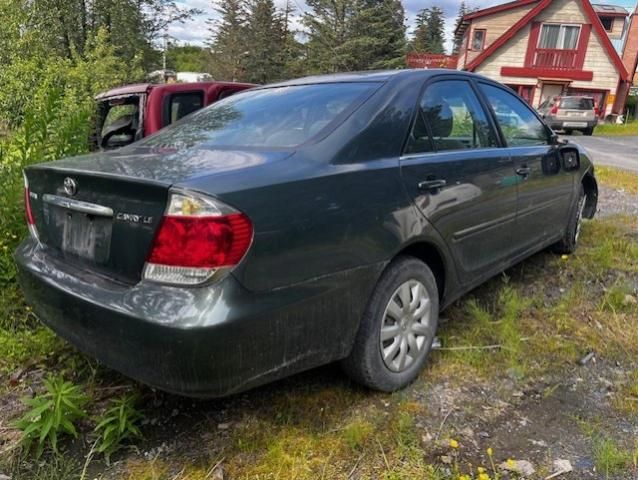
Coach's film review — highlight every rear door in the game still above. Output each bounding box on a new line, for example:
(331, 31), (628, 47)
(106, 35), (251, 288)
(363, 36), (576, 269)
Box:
(400, 78), (518, 284)
(477, 82), (574, 251)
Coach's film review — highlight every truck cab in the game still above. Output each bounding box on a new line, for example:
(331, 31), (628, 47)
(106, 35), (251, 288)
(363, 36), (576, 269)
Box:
(94, 81), (255, 150)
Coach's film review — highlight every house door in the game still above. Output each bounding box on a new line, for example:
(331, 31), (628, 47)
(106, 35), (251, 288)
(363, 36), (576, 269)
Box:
(540, 83), (564, 104)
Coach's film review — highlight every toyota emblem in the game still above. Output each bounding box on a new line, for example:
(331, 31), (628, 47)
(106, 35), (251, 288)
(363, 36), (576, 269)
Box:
(63, 177), (78, 196)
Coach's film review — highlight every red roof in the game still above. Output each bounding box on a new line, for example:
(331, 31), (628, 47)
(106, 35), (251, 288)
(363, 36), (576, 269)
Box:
(463, 0), (630, 81)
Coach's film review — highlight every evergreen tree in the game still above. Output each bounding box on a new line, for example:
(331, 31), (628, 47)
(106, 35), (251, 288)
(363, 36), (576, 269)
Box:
(346, 0), (407, 70)
(412, 6), (445, 54)
(303, 0), (356, 73)
(207, 0), (248, 81)
(243, 0), (286, 83)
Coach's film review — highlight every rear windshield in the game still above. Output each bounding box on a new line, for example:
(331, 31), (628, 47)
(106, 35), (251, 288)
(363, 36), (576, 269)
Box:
(139, 82), (379, 149)
(560, 97), (594, 110)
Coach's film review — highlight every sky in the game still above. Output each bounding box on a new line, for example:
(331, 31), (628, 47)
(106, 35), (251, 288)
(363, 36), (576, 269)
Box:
(171, 0), (638, 54)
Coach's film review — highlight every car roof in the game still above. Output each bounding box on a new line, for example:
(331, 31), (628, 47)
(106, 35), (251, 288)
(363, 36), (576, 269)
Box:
(261, 69), (482, 88)
(95, 81), (255, 100)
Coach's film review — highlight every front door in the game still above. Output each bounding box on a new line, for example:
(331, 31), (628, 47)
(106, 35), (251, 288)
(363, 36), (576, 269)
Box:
(400, 78), (518, 284)
(478, 82), (574, 251)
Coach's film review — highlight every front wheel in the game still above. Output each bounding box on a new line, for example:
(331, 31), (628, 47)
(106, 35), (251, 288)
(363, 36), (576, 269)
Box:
(341, 256), (439, 392)
(551, 186), (586, 254)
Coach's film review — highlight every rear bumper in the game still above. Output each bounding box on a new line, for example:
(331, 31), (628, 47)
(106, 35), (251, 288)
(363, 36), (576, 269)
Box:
(15, 239), (381, 397)
(547, 119), (598, 130)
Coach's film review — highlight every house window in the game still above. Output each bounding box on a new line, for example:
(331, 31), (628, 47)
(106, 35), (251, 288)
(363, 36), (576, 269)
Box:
(538, 24), (580, 49)
(471, 29), (486, 50)
(600, 17), (613, 32)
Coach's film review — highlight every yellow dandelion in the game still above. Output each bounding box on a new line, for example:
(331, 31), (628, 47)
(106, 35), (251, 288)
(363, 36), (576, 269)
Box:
(449, 438), (459, 448)
(478, 474), (490, 480)
(457, 475), (471, 480)
(477, 466), (486, 473)
(561, 254), (569, 260)
(507, 458), (517, 468)
(486, 447), (493, 457)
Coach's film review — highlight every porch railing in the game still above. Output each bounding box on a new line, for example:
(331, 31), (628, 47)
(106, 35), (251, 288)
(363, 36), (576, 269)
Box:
(531, 49), (578, 70)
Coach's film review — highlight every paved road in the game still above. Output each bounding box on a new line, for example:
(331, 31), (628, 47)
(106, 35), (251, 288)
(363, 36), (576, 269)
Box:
(561, 134), (638, 172)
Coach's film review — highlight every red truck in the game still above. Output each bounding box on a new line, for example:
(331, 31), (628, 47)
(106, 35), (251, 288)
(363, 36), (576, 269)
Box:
(94, 81), (255, 150)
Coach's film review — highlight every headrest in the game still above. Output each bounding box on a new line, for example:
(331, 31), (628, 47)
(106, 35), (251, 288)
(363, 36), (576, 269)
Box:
(422, 100), (453, 138)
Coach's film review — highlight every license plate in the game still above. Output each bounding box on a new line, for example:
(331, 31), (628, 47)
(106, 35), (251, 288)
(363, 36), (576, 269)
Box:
(47, 207), (112, 262)
(563, 122), (587, 128)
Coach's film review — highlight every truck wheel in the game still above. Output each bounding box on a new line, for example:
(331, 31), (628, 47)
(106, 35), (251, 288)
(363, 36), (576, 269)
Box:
(551, 186), (586, 254)
(341, 256), (439, 392)
(583, 127), (594, 136)
(564, 129), (573, 135)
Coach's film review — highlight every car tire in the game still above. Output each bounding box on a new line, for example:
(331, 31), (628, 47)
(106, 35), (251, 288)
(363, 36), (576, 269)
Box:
(341, 256), (439, 392)
(564, 128), (573, 135)
(551, 185), (586, 254)
(583, 127), (594, 136)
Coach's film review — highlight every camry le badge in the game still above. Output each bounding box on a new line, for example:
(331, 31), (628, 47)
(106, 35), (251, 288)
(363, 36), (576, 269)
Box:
(63, 177), (78, 196)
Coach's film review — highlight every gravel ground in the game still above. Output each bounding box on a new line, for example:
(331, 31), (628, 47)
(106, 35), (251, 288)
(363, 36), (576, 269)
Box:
(596, 185), (638, 217)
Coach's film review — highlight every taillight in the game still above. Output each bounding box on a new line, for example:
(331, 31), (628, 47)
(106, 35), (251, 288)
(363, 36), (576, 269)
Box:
(143, 190), (253, 285)
(550, 105), (558, 115)
(23, 172), (39, 240)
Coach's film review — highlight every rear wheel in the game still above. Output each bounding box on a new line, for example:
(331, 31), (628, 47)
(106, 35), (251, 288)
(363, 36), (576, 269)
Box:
(341, 256), (439, 392)
(583, 127), (594, 136)
(564, 128), (573, 135)
(551, 186), (586, 254)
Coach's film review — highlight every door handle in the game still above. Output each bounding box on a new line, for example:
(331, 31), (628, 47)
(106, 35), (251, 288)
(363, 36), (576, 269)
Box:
(515, 166), (531, 177)
(418, 179), (447, 191)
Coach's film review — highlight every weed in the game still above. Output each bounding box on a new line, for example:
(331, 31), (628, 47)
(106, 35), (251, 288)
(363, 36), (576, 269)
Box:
(341, 418), (373, 450)
(593, 436), (632, 478)
(95, 393), (145, 462)
(6, 453), (79, 480)
(15, 376), (89, 458)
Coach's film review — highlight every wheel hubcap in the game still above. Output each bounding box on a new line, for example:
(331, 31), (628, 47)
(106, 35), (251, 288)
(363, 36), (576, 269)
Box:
(380, 279), (433, 372)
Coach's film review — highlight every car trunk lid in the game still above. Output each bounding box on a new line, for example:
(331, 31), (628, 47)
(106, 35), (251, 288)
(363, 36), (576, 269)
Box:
(24, 146), (292, 283)
(26, 167), (168, 283)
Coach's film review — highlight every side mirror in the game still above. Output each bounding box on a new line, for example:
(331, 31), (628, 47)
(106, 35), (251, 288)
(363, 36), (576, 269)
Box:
(559, 147), (580, 171)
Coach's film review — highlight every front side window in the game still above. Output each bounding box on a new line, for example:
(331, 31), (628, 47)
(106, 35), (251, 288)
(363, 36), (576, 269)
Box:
(472, 29), (486, 50)
(142, 83), (378, 149)
(480, 83), (548, 147)
(405, 80), (498, 154)
(538, 24), (580, 49)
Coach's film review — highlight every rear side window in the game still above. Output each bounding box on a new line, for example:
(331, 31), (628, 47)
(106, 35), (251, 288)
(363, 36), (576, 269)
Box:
(166, 92), (204, 126)
(560, 97), (594, 110)
(143, 82), (378, 149)
(479, 83), (548, 147)
(405, 80), (498, 154)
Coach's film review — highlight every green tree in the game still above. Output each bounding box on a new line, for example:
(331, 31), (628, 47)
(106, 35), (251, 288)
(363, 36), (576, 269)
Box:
(167, 44), (211, 73)
(413, 6), (446, 54)
(303, 0), (356, 73)
(208, 0), (248, 81)
(346, 0), (407, 70)
(243, 0), (286, 83)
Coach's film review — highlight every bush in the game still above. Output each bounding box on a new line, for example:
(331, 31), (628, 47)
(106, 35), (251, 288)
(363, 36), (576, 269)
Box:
(0, 28), (131, 329)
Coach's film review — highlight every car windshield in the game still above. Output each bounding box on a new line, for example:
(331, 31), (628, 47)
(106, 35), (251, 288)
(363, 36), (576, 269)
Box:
(139, 82), (379, 149)
(560, 97), (594, 110)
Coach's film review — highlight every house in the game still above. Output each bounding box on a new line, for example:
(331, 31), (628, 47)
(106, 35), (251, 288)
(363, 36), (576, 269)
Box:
(454, 0), (638, 117)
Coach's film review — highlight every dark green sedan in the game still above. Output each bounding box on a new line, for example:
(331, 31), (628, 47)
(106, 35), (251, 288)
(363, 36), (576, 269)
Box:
(15, 70), (598, 397)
